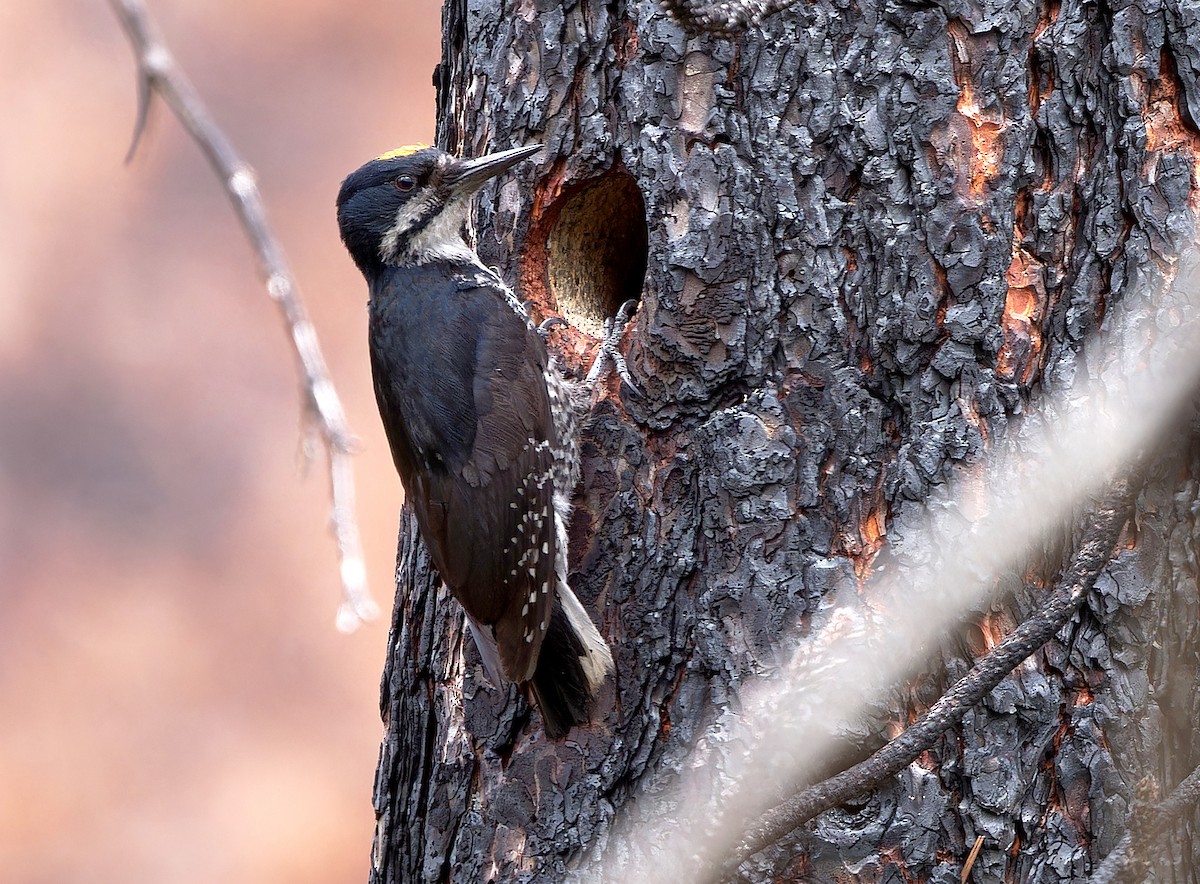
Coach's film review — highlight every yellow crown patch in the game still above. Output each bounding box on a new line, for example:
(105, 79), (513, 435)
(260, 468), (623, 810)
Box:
(376, 144), (430, 161)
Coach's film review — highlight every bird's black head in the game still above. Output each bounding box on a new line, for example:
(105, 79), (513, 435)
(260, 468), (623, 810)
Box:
(336, 143), (541, 277)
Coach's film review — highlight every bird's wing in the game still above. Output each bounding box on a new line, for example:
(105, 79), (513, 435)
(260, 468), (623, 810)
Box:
(440, 284), (558, 682)
(368, 265), (558, 683)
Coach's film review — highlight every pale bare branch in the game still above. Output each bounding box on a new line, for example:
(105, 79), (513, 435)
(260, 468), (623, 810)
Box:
(110, 0), (378, 630)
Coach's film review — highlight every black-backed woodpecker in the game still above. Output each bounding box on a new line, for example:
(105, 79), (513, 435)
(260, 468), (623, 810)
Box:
(337, 143), (628, 738)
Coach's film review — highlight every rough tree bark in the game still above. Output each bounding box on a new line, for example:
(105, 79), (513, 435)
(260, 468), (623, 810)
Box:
(369, 0), (1200, 881)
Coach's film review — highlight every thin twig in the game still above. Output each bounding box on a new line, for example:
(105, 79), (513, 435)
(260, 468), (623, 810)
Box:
(1089, 763), (1200, 883)
(110, 0), (377, 630)
(961, 834), (985, 883)
(722, 473), (1140, 874)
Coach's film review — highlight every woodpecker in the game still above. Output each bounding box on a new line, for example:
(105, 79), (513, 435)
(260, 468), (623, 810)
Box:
(337, 143), (630, 738)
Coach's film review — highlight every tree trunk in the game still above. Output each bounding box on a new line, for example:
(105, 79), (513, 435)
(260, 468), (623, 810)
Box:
(369, 0), (1200, 880)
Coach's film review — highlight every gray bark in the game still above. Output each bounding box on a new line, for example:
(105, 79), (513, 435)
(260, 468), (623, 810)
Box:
(370, 0), (1200, 880)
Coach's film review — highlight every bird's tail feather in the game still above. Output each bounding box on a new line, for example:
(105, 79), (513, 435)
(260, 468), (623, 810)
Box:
(465, 614), (504, 686)
(530, 583), (613, 739)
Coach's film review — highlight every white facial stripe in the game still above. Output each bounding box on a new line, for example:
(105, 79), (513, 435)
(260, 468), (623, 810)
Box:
(405, 196), (477, 264)
(379, 193), (436, 263)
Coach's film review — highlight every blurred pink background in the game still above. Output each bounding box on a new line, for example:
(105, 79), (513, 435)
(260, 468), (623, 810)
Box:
(0, 2), (440, 881)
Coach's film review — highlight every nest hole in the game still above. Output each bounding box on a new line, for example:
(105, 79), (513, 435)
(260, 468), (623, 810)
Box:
(546, 170), (648, 337)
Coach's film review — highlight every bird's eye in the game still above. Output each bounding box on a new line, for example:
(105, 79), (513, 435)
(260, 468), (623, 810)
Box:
(394, 175), (416, 192)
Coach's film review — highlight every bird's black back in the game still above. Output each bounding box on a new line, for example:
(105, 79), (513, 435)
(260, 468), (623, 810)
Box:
(367, 260), (559, 682)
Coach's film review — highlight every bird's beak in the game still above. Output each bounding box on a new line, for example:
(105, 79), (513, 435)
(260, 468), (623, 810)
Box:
(445, 144), (542, 196)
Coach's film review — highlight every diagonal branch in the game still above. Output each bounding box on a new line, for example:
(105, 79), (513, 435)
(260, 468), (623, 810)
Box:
(721, 471), (1141, 876)
(110, 0), (378, 631)
(660, 0), (800, 38)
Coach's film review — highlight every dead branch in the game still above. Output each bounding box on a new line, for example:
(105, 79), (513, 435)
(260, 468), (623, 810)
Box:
(109, 0), (377, 630)
(721, 471), (1141, 876)
(1089, 763), (1200, 883)
(660, 0), (799, 37)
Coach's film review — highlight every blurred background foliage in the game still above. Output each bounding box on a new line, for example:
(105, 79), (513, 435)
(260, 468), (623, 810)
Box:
(0, 1), (440, 880)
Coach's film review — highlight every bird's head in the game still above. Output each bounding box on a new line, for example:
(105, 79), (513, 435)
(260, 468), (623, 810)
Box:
(336, 143), (541, 276)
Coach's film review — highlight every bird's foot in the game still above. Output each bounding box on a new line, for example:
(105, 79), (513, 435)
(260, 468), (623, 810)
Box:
(522, 299), (569, 342)
(537, 315), (568, 341)
(585, 299), (640, 396)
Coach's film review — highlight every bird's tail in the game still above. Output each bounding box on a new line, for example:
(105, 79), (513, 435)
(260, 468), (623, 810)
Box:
(530, 582), (613, 739)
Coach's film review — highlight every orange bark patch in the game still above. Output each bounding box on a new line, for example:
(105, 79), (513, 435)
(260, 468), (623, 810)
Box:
(613, 17), (638, 69)
(1142, 50), (1200, 207)
(1029, 0), (1062, 94)
(1032, 0), (1061, 42)
(976, 610), (1008, 652)
(862, 507), (886, 548)
(1028, 68), (1054, 118)
(1145, 52), (1200, 154)
(956, 81), (1005, 199)
(997, 237), (1046, 385)
(947, 22), (1007, 200)
(847, 503), (888, 580)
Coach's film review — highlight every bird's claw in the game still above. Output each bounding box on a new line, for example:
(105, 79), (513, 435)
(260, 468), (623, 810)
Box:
(538, 315), (568, 341)
(521, 299), (569, 342)
(585, 299), (641, 396)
